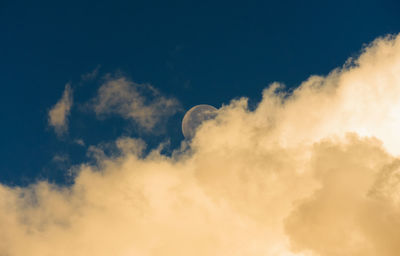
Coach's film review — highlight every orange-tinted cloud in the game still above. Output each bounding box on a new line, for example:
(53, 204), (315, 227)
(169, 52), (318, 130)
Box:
(2, 34), (400, 256)
(90, 76), (180, 131)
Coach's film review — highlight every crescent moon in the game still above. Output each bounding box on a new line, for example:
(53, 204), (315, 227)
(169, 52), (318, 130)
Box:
(182, 105), (217, 140)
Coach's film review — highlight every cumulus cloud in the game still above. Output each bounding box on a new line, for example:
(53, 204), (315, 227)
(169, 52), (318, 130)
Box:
(90, 77), (180, 131)
(2, 34), (400, 255)
(48, 84), (73, 136)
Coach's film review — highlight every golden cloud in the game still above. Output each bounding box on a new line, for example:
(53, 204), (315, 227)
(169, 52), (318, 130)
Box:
(90, 76), (180, 131)
(2, 34), (400, 256)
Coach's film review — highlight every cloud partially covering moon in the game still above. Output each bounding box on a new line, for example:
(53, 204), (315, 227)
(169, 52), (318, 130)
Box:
(2, 34), (400, 255)
(182, 104), (217, 139)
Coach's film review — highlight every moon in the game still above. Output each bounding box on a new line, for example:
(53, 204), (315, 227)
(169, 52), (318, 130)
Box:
(182, 104), (217, 140)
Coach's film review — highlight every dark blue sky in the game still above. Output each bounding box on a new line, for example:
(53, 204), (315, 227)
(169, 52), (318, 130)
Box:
(1, 0), (400, 185)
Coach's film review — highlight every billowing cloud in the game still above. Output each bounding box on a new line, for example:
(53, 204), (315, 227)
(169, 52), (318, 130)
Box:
(48, 84), (73, 136)
(2, 34), (400, 255)
(90, 77), (180, 131)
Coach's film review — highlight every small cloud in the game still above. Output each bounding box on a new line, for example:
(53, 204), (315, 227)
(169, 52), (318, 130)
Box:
(48, 84), (73, 136)
(52, 154), (69, 163)
(81, 66), (100, 81)
(89, 76), (181, 131)
(74, 139), (85, 146)
(49, 153), (70, 171)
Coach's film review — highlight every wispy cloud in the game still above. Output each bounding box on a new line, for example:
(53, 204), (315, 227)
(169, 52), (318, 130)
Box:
(81, 66), (100, 82)
(48, 84), (73, 136)
(74, 139), (85, 146)
(90, 76), (180, 131)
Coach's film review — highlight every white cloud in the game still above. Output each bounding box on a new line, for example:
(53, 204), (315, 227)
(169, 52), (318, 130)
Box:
(91, 77), (180, 131)
(48, 84), (73, 136)
(2, 34), (400, 255)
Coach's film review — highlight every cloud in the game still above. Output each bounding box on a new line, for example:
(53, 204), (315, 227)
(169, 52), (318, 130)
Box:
(81, 66), (100, 82)
(90, 76), (180, 131)
(2, 34), (400, 255)
(74, 139), (85, 146)
(48, 84), (73, 136)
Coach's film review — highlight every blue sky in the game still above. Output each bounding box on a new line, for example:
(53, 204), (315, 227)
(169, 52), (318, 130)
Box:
(1, 0), (400, 185)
